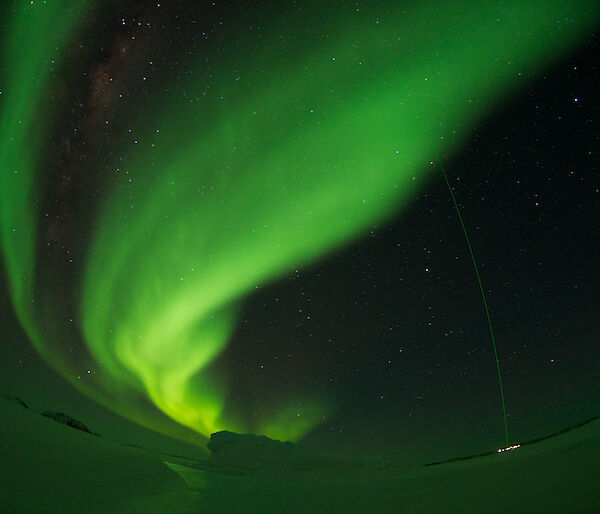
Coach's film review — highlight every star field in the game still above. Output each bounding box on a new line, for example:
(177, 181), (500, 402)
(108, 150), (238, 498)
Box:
(0, 0), (598, 459)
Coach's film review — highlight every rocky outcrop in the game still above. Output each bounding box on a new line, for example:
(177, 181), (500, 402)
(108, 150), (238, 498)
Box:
(41, 410), (97, 435)
(207, 431), (305, 466)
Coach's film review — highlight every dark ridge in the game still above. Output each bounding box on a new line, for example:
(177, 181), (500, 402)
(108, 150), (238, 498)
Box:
(4, 394), (29, 409)
(124, 442), (145, 449)
(3, 393), (205, 460)
(41, 410), (99, 436)
(425, 416), (599, 466)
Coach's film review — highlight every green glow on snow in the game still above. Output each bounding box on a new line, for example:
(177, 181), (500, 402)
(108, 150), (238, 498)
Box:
(1, 0), (598, 445)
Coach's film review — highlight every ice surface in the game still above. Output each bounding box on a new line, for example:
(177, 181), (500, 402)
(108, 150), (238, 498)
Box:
(2, 396), (599, 513)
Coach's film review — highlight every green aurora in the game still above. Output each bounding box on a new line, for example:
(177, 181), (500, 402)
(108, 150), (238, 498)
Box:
(1, 0), (598, 446)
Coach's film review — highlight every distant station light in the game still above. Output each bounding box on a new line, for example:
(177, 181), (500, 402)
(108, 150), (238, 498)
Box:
(497, 444), (521, 453)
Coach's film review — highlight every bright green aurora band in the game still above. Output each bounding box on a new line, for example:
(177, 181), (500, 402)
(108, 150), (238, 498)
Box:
(1, 1), (598, 447)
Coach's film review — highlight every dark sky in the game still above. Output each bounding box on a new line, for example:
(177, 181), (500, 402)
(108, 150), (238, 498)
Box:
(223, 37), (600, 456)
(1, 1), (598, 460)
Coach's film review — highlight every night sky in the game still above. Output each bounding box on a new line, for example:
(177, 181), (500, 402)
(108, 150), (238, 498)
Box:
(1, 0), (598, 460)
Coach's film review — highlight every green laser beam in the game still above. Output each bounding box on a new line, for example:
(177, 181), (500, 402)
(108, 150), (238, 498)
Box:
(436, 151), (509, 448)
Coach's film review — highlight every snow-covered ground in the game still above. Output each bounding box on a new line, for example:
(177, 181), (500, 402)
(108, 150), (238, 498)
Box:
(2, 397), (598, 513)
